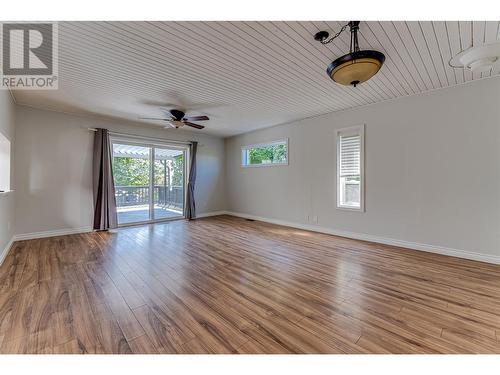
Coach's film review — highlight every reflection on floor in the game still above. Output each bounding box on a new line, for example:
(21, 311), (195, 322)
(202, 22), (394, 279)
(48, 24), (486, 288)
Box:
(117, 205), (183, 224)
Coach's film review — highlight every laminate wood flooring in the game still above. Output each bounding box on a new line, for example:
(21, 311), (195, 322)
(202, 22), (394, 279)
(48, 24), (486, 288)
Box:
(1, 215), (499, 353)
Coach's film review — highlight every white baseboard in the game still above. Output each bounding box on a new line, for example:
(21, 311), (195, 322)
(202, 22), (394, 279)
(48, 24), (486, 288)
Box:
(0, 236), (15, 266)
(6, 213), (499, 266)
(224, 211), (500, 265)
(195, 211), (228, 219)
(11, 214), (223, 243)
(14, 226), (93, 241)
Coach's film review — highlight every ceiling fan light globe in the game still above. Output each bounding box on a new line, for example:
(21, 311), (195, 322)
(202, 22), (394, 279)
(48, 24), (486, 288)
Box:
(170, 120), (184, 128)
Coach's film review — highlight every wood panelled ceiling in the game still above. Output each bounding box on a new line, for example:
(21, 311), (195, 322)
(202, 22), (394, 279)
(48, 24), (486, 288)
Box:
(12, 21), (500, 137)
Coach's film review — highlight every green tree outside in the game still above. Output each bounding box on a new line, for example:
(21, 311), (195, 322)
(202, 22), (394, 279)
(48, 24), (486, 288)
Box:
(248, 144), (286, 165)
(112, 157), (150, 186)
(171, 154), (184, 186)
(113, 155), (184, 187)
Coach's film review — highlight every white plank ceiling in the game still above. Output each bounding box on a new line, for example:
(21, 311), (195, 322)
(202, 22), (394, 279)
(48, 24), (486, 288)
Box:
(12, 21), (500, 137)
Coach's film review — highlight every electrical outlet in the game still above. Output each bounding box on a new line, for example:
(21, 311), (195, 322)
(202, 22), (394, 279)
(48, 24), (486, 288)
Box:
(312, 216), (318, 223)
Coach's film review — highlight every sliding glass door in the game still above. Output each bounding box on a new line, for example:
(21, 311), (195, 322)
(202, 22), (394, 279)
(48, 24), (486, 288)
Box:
(153, 147), (184, 220)
(112, 140), (186, 226)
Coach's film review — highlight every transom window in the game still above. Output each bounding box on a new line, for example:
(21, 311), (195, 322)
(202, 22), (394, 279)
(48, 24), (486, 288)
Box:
(241, 139), (288, 167)
(337, 125), (364, 211)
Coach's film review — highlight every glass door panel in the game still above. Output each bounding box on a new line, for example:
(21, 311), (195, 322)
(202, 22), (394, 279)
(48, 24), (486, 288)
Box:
(153, 147), (185, 220)
(112, 143), (152, 225)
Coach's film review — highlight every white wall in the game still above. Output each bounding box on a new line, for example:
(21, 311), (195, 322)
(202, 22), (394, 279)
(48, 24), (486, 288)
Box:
(225, 77), (500, 262)
(0, 90), (16, 260)
(9, 77), (500, 263)
(14, 106), (226, 236)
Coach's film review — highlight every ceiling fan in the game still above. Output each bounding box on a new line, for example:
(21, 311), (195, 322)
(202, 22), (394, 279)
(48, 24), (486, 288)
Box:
(139, 109), (209, 129)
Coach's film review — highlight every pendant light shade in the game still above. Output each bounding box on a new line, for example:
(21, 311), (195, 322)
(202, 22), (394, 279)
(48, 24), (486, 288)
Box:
(327, 50), (385, 87)
(315, 21), (385, 87)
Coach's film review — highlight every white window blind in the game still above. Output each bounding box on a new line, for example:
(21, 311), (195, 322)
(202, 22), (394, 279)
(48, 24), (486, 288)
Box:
(339, 134), (361, 177)
(337, 125), (364, 211)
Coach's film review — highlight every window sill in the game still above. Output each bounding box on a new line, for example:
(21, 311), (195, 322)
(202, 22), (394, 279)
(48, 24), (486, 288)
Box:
(0, 190), (14, 196)
(336, 205), (364, 212)
(241, 163), (288, 168)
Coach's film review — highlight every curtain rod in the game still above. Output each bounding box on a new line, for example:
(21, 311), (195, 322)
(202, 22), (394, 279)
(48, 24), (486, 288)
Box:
(87, 128), (193, 146)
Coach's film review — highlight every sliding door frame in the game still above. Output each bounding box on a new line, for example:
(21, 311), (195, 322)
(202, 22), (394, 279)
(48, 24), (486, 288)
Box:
(110, 135), (189, 227)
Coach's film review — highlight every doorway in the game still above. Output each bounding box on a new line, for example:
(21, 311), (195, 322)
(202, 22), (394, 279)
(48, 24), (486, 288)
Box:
(111, 139), (187, 226)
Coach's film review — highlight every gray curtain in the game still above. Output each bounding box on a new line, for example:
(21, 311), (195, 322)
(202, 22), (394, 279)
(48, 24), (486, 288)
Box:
(186, 141), (198, 220)
(93, 128), (118, 230)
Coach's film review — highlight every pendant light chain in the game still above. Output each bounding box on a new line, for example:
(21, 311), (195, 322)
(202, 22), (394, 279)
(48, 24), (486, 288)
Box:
(319, 23), (350, 45)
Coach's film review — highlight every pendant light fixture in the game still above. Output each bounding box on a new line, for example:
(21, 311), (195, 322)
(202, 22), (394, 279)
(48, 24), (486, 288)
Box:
(314, 21), (385, 87)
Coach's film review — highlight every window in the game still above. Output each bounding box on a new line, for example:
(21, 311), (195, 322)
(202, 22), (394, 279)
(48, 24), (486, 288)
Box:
(337, 125), (364, 211)
(241, 139), (288, 167)
(0, 132), (11, 193)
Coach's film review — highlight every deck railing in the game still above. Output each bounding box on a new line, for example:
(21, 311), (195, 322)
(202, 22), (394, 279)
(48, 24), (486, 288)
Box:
(115, 185), (183, 210)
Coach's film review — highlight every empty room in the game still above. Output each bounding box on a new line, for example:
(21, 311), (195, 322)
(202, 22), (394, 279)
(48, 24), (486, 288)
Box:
(1, 0), (500, 372)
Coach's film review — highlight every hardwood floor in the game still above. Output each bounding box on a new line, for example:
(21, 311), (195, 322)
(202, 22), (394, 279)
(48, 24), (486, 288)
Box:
(1, 215), (500, 354)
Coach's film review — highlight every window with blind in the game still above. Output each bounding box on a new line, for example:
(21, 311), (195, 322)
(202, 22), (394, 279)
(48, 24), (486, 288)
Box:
(337, 125), (364, 211)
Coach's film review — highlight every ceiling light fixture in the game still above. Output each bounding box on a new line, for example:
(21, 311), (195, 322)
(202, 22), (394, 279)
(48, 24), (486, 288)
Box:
(314, 21), (385, 87)
(449, 42), (500, 73)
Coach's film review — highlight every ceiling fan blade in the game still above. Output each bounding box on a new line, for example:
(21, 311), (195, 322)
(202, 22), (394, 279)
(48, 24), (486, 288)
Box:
(139, 117), (171, 121)
(183, 115), (209, 121)
(183, 122), (205, 130)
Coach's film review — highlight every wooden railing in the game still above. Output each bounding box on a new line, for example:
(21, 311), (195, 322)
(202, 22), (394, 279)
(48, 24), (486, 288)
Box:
(115, 185), (183, 210)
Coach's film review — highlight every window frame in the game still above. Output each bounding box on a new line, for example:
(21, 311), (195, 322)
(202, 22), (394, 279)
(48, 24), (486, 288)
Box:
(109, 136), (189, 226)
(0, 131), (11, 194)
(336, 124), (365, 212)
(241, 138), (289, 168)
